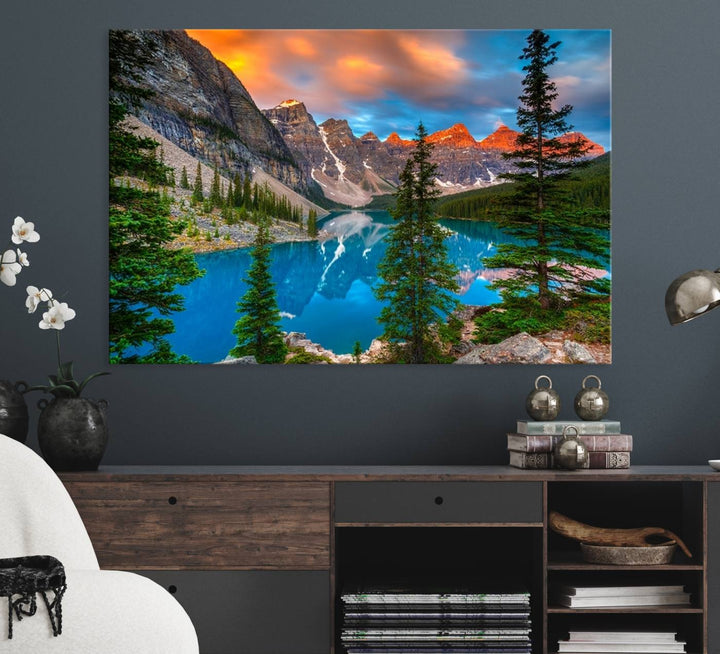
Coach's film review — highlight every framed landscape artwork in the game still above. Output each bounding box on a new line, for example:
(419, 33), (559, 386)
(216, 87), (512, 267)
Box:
(109, 29), (611, 364)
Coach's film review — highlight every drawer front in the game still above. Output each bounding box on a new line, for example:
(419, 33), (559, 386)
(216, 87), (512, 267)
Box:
(334, 481), (542, 524)
(65, 481), (330, 569)
(138, 570), (330, 654)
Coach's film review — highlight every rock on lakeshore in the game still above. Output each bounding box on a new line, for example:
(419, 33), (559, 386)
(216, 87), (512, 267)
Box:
(214, 355), (258, 365)
(454, 332), (552, 365)
(562, 340), (597, 364)
(284, 332), (354, 364)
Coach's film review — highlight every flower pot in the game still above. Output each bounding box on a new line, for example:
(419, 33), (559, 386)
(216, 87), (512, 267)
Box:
(0, 380), (29, 443)
(37, 397), (109, 471)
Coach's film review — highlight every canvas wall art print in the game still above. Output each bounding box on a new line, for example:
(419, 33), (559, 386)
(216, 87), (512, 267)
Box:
(109, 29), (610, 364)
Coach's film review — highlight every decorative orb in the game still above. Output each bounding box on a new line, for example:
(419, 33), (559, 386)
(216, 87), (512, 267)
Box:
(526, 375), (560, 421)
(574, 375), (609, 421)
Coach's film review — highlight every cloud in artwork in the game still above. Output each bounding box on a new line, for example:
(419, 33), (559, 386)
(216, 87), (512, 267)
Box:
(186, 28), (611, 149)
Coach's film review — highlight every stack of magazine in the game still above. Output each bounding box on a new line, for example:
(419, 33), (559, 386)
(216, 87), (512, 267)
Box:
(340, 585), (532, 653)
(551, 584), (691, 608)
(556, 631), (687, 653)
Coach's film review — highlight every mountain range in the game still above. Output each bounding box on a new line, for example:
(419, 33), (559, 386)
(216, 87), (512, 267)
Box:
(114, 30), (604, 209)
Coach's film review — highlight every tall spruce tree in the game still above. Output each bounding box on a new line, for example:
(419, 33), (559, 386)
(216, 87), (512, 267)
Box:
(230, 216), (288, 363)
(180, 165), (189, 189)
(307, 209), (318, 237)
(374, 123), (459, 363)
(192, 162), (204, 203)
(482, 30), (610, 312)
(109, 30), (203, 363)
(243, 175), (252, 209)
(233, 172), (244, 207)
(210, 167), (223, 208)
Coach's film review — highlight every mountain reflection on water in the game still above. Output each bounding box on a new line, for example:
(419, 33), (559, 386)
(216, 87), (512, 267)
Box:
(163, 210), (596, 362)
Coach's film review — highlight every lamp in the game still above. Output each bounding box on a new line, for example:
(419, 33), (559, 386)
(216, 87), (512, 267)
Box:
(665, 269), (720, 325)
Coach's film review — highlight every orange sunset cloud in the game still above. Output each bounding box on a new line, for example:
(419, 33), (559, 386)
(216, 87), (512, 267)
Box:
(186, 29), (470, 116)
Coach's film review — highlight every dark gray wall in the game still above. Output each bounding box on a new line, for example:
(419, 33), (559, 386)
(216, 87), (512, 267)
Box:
(2, 0), (719, 465)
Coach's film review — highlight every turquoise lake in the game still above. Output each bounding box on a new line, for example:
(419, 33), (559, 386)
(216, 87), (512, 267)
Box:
(162, 210), (597, 362)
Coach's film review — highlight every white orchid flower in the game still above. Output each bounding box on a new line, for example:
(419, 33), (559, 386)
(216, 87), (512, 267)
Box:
(25, 285), (53, 313)
(16, 249), (29, 266)
(0, 249), (22, 286)
(39, 301), (76, 330)
(11, 217), (40, 245)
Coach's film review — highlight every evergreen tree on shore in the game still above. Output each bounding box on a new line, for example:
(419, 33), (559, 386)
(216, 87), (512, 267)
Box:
(374, 123), (459, 363)
(230, 217), (287, 363)
(482, 30), (610, 311)
(307, 209), (318, 237)
(109, 30), (203, 363)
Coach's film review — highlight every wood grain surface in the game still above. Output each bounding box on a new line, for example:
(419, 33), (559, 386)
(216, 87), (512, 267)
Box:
(64, 481), (331, 570)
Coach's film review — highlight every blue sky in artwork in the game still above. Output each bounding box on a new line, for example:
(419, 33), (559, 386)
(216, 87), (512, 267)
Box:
(189, 29), (611, 150)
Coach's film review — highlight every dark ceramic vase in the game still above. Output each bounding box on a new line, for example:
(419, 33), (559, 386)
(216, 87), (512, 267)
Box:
(37, 397), (109, 471)
(0, 380), (29, 443)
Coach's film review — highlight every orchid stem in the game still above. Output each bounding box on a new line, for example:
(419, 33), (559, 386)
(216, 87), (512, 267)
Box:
(56, 330), (62, 370)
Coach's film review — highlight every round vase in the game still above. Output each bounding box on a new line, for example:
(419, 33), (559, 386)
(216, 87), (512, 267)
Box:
(37, 397), (109, 471)
(0, 380), (29, 443)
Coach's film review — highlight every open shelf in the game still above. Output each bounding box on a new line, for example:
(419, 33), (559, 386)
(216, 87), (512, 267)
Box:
(332, 478), (709, 654)
(547, 550), (702, 571)
(548, 606), (704, 614)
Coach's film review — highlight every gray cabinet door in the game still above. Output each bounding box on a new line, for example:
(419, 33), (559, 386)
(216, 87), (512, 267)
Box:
(137, 570), (330, 654)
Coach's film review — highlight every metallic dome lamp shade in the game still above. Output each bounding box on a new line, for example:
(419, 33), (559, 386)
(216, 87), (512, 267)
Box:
(665, 269), (720, 325)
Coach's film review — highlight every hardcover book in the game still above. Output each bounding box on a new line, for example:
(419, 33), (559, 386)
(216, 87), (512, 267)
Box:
(507, 433), (632, 453)
(516, 420), (621, 435)
(508, 451), (630, 469)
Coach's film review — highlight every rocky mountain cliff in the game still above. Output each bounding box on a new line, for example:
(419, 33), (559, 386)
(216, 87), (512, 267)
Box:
(263, 99), (604, 206)
(111, 28), (604, 209)
(111, 31), (320, 198)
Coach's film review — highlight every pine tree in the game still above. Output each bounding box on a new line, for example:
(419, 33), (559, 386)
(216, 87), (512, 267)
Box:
(230, 216), (288, 363)
(109, 30), (203, 363)
(374, 123), (459, 363)
(210, 167), (223, 208)
(243, 175), (252, 209)
(192, 162), (203, 203)
(352, 341), (362, 364)
(482, 30), (610, 311)
(307, 209), (318, 237)
(180, 165), (189, 189)
(233, 173), (243, 207)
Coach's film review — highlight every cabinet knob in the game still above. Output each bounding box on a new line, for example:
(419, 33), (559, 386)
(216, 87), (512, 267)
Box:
(168, 496), (178, 505)
(168, 585), (177, 594)
(434, 496), (444, 505)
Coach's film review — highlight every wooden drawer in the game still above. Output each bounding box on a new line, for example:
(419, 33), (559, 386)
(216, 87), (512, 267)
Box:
(65, 481), (330, 570)
(137, 570), (330, 654)
(334, 481), (542, 524)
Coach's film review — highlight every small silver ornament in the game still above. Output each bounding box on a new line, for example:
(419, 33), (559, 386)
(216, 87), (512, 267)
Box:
(525, 375), (561, 421)
(554, 425), (589, 470)
(574, 374), (609, 421)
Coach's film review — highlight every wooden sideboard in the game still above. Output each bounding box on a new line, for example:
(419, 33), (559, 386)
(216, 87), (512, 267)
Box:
(60, 466), (720, 654)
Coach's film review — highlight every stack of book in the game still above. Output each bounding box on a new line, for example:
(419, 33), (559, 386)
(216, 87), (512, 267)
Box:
(557, 630), (687, 653)
(340, 586), (532, 653)
(551, 584), (691, 609)
(507, 420), (632, 469)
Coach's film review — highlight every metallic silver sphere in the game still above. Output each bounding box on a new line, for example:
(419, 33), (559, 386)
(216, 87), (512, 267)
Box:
(526, 375), (560, 421)
(574, 374), (609, 421)
(554, 426), (589, 470)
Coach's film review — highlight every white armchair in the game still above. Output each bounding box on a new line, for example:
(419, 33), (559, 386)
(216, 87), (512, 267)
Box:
(0, 434), (199, 653)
